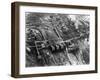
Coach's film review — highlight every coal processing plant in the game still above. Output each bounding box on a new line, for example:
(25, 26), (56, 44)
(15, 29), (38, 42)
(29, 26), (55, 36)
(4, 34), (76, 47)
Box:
(25, 12), (90, 67)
